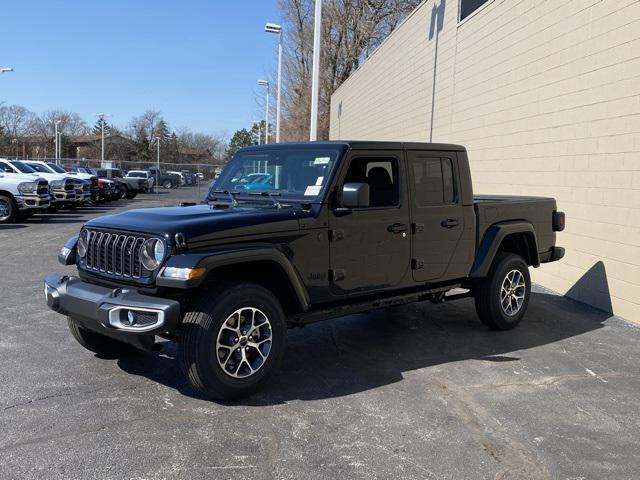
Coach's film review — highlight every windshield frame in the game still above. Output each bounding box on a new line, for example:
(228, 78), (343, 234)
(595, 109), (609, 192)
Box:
(210, 144), (347, 203)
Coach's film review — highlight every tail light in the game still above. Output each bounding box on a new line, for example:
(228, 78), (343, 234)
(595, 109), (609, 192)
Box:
(553, 211), (565, 232)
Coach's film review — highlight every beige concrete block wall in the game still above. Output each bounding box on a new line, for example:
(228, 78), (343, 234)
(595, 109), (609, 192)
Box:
(330, 0), (640, 322)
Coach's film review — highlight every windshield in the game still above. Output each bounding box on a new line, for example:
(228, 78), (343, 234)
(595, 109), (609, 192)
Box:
(210, 147), (343, 201)
(47, 163), (67, 174)
(126, 171), (145, 178)
(10, 161), (37, 174)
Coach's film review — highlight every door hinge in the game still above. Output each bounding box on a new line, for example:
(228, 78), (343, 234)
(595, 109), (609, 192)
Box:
(412, 258), (425, 270)
(329, 229), (344, 242)
(329, 269), (346, 282)
(412, 223), (425, 234)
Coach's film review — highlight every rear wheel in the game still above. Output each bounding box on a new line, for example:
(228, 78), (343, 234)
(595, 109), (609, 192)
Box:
(0, 195), (17, 223)
(67, 317), (137, 357)
(474, 253), (531, 330)
(162, 180), (172, 189)
(178, 283), (287, 401)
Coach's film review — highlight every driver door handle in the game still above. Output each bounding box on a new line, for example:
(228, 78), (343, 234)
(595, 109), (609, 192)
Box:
(387, 223), (408, 234)
(441, 219), (459, 229)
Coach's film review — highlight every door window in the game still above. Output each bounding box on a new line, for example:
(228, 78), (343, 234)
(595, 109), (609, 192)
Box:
(344, 157), (399, 207)
(410, 157), (455, 206)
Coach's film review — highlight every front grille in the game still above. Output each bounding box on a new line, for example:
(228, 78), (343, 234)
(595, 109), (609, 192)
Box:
(64, 181), (75, 191)
(85, 229), (147, 278)
(36, 180), (49, 195)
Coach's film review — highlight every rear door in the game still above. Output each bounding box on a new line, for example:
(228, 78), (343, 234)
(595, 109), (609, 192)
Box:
(329, 151), (411, 296)
(408, 151), (464, 282)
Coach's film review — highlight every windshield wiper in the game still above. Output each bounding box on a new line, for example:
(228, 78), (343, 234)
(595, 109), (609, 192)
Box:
(248, 191), (283, 209)
(209, 189), (241, 208)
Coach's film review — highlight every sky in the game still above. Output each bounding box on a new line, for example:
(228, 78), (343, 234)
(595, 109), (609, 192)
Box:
(0, 0), (281, 137)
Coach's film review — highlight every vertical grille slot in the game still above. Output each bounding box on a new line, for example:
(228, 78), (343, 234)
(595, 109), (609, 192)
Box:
(84, 229), (148, 279)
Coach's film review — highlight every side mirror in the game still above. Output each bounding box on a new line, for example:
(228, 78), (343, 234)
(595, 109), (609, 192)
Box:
(341, 182), (370, 209)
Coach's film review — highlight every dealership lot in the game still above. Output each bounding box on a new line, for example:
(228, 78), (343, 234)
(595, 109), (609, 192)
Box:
(1, 187), (639, 480)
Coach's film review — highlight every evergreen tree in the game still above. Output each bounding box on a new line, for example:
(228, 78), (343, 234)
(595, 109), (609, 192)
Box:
(154, 119), (170, 143)
(166, 132), (180, 163)
(92, 118), (111, 136)
(224, 128), (254, 161)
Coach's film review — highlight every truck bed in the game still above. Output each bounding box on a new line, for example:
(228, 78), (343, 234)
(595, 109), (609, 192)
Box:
(473, 195), (558, 256)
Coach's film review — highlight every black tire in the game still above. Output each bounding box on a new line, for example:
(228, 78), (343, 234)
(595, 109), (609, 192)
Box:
(474, 252), (531, 331)
(0, 194), (17, 223)
(48, 204), (61, 213)
(178, 282), (287, 401)
(67, 317), (137, 357)
(163, 180), (172, 189)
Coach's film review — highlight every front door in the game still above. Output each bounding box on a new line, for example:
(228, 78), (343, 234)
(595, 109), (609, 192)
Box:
(329, 151), (411, 296)
(407, 152), (464, 282)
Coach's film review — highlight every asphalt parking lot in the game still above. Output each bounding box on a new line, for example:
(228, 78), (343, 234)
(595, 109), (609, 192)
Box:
(1, 187), (639, 480)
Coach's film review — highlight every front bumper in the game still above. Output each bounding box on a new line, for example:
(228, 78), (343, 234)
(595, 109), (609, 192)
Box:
(44, 273), (181, 338)
(51, 190), (78, 205)
(15, 193), (51, 211)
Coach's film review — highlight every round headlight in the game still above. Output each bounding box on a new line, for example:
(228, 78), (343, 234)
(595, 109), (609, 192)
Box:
(78, 229), (88, 258)
(140, 238), (165, 271)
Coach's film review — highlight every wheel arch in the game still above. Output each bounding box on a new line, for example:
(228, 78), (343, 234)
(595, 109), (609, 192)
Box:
(158, 247), (310, 315)
(469, 221), (539, 278)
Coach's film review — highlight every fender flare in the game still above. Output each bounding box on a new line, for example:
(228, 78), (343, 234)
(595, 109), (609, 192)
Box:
(469, 221), (540, 278)
(156, 246), (310, 311)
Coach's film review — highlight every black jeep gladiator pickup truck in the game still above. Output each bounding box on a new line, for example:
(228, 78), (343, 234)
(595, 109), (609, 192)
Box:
(44, 141), (565, 400)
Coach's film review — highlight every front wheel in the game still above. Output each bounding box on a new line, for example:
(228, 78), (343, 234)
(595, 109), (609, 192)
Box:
(0, 194), (17, 223)
(178, 283), (287, 401)
(474, 253), (531, 330)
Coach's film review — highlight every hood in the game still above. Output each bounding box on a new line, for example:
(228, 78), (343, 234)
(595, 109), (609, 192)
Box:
(85, 204), (304, 245)
(0, 172), (47, 186)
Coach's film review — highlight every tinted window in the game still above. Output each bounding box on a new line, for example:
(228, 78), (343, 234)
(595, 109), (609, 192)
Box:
(0, 161), (13, 173)
(411, 157), (455, 206)
(47, 163), (66, 173)
(10, 161), (36, 173)
(24, 162), (49, 173)
(344, 157), (398, 208)
(460, 0), (490, 21)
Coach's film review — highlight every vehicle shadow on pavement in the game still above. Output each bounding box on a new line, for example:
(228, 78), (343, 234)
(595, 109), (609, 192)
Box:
(116, 291), (611, 404)
(0, 224), (28, 230)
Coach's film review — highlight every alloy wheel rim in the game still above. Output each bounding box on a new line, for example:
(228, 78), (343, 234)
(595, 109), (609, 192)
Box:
(0, 199), (11, 221)
(216, 307), (273, 379)
(500, 269), (526, 316)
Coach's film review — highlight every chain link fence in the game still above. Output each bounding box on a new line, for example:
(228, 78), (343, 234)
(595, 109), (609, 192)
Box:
(5, 156), (227, 204)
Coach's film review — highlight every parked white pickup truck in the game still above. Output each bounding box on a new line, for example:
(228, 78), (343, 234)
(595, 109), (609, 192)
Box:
(0, 159), (79, 211)
(0, 170), (50, 223)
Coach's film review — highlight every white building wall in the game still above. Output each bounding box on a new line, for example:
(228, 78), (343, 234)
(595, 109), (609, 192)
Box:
(330, 0), (640, 322)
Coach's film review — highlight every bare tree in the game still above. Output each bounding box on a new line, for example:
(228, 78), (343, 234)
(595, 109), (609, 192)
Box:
(0, 104), (36, 139)
(128, 110), (166, 143)
(278, 0), (421, 141)
(29, 110), (89, 139)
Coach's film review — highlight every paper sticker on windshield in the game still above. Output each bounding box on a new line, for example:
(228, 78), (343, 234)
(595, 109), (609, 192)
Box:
(313, 157), (330, 165)
(304, 185), (322, 196)
(315, 176), (324, 186)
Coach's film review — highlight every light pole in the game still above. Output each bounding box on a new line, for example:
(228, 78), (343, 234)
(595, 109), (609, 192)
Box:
(53, 120), (61, 161)
(253, 120), (262, 145)
(0, 67), (13, 74)
(257, 80), (270, 144)
(95, 113), (111, 165)
(57, 131), (63, 162)
(265, 23), (282, 143)
(309, 0), (322, 141)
